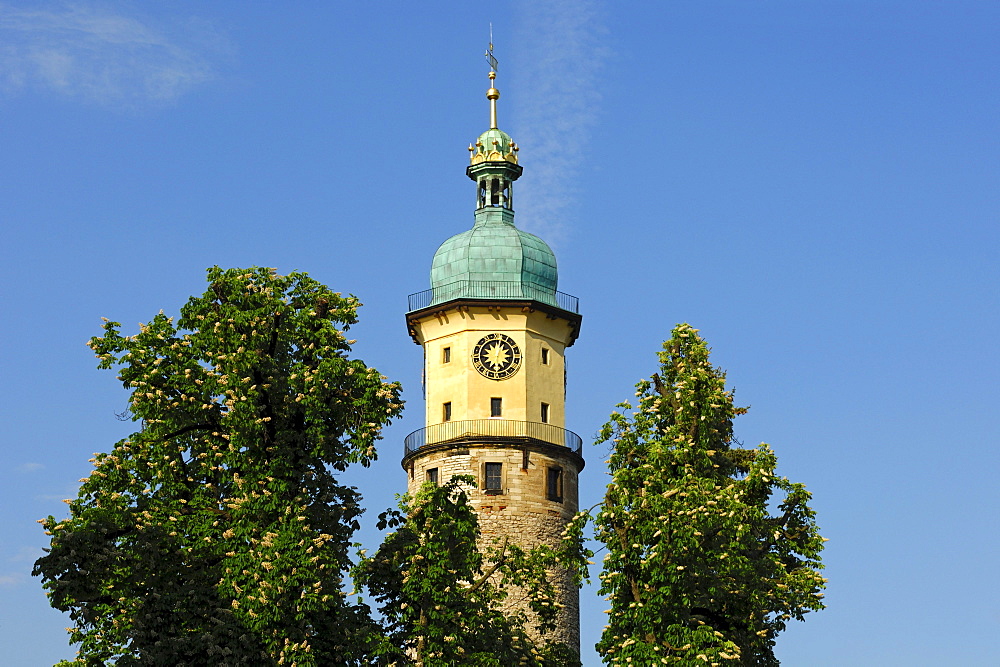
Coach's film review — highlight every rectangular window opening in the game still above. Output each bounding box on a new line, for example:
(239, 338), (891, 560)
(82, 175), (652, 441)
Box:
(540, 402), (550, 424)
(491, 397), (502, 418)
(443, 401), (452, 422)
(442, 346), (451, 363)
(485, 462), (503, 493)
(547, 467), (563, 502)
(541, 348), (550, 365)
(427, 468), (439, 485)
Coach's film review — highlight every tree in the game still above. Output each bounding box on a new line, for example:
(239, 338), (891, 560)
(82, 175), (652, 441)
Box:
(355, 476), (585, 666)
(34, 267), (403, 666)
(591, 324), (825, 665)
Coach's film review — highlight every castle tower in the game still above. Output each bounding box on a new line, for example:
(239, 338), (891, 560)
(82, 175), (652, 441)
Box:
(402, 61), (584, 651)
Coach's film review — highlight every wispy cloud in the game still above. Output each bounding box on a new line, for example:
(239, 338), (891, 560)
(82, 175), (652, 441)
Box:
(17, 462), (44, 473)
(0, 3), (229, 107)
(512, 0), (610, 245)
(0, 572), (25, 586)
(8, 545), (43, 563)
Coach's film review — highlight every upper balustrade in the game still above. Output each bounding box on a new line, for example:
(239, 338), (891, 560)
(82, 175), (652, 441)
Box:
(408, 280), (579, 313)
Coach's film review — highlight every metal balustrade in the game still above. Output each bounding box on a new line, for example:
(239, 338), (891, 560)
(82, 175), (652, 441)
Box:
(403, 419), (583, 457)
(407, 281), (579, 313)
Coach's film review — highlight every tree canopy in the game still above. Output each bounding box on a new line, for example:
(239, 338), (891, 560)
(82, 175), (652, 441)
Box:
(34, 267), (403, 665)
(591, 324), (826, 665)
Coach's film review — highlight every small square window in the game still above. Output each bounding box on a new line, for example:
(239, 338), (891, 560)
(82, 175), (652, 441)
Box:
(540, 402), (550, 424)
(427, 468), (439, 485)
(547, 467), (563, 502)
(541, 348), (550, 365)
(442, 347), (451, 363)
(491, 397), (502, 418)
(485, 462), (503, 493)
(443, 402), (452, 422)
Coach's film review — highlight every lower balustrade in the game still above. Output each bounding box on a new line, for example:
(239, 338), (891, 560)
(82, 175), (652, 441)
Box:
(403, 419), (583, 456)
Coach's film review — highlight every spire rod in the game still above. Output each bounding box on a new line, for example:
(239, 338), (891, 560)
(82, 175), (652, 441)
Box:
(485, 30), (499, 129)
(487, 72), (499, 129)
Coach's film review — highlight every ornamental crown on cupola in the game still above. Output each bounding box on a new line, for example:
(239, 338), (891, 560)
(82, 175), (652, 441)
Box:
(464, 66), (524, 212)
(469, 127), (519, 165)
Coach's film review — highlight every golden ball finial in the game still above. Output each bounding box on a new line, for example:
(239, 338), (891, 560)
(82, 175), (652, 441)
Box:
(486, 65), (500, 128)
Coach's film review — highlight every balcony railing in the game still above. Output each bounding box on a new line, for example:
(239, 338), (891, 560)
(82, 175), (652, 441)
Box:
(404, 419), (583, 457)
(407, 280), (579, 313)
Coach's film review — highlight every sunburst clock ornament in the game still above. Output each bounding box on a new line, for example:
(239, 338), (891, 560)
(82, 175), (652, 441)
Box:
(472, 333), (522, 380)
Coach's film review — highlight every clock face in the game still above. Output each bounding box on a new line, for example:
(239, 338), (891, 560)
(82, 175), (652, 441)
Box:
(472, 333), (522, 380)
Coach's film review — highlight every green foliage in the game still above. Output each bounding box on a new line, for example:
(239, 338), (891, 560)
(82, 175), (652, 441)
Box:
(590, 324), (826, 665)
(34, 267), (403, 666)
(355, 476), (584, 666)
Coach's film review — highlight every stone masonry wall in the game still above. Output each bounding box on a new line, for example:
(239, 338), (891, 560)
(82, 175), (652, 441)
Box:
(405, 442), (582, 653)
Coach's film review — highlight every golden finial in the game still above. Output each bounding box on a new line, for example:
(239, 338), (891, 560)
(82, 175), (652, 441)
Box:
(468, 31), (518, 165)
(487, 71), (500, 129)
(485, 31), (500, 129)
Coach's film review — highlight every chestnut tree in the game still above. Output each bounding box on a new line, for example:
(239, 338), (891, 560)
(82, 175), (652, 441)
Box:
(592, 324), (826, 665)
(34, 267), (403, 666)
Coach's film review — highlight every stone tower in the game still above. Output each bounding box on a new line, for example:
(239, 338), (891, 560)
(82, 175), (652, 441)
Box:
(401, 62), (584, 651)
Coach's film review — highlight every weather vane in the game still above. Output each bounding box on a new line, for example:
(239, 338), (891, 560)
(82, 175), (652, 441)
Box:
(484, 24), (501, 129)
(486, 23), (498, 72)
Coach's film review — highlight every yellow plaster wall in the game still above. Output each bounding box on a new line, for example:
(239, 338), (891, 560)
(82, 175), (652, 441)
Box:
(413, 306), (574, 428)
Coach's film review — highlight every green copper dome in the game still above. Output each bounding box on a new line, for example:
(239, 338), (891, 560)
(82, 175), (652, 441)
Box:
(429, 208), (558, 306)
(478, 128), (513, 152)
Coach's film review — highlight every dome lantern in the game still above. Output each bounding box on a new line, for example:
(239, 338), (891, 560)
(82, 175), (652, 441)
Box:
(422, 64), (562, 308)
(406, 47), (580, 341)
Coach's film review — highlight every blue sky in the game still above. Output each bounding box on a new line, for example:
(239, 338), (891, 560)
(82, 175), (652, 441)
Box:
(1, 2), (997, 664)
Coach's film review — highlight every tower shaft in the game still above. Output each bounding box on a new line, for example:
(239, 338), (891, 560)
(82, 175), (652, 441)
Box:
(402, 58), (583, 654)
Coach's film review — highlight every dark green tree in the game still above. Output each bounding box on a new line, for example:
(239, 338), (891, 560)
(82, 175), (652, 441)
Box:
(34, 267), (403, 666)
(355, 476), (586, 666)
(591, 324), (826, 665)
